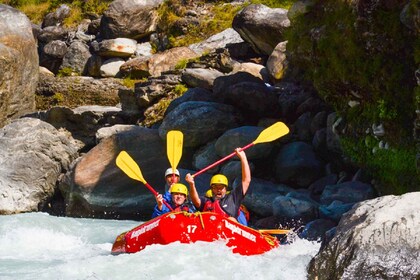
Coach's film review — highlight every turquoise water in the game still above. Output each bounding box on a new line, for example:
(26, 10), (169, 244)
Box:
(0, 213), (320, 280)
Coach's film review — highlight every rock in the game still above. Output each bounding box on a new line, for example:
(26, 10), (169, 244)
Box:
(272, 195), (319, 220)
(99, 0), (163, 39)
(243, 178), (293, 217)
(0, 5), (38, 127)
(299, 218), (336, 241)
(308, 192), (420, 279)
(320, 181), (376, 205)
(266, 41), (288, 81)
(232, 4), (290, 55)
(181, 68), (224, 90)
(274, 141), (324, 187)
(158, 101), (244, 148)
(41, 4), (71, 28)
(97, 38), (138, 57)
(61, 126), (168, 220)
(188, 28), (243, 55)
(214, 126), (274, 160)
(60, 41), (91, 75)
(0, 118), (79, 214)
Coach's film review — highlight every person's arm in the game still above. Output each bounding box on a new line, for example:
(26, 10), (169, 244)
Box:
(185, 173), (201, 208)
(152, 198), (170, 218)
(235, 148), (251, 195)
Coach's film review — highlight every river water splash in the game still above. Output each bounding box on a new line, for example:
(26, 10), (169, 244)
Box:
(0, 213), (320, 280)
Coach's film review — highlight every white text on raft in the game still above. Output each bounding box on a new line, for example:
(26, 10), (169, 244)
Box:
(224, 220), (256, 242)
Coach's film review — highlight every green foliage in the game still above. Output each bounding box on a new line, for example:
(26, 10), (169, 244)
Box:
(158, 0), (245, 48)
(286, 1), (418, 194)
(341, 137), (419, 195)
(52, 92), (64, 103)
(57, 67), (77, 77)
(175, 59), (188, 70)
(121, 77), (145, 89)
(174, 83), (188, 95)
(5, 0), (112, 25)
(251, 0), (295, 9)
(286, 1), (416, 146)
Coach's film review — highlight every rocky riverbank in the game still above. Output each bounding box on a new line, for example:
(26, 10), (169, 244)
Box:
(0, 1), (418, 278)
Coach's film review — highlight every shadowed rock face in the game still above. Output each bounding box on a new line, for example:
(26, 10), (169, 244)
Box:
(0, 5), (38, 128)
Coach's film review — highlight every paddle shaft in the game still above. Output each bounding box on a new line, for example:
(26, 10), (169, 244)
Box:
(192, 143), (254, 178)
(259, 229), (290, 235)
(144, 182), (174, 211)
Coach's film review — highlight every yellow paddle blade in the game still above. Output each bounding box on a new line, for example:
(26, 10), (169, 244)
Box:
(259, 229), (290, 235)
(253, 122), (289, 145)
(116, 151), (146, 184)
(167, 130), (183, 171)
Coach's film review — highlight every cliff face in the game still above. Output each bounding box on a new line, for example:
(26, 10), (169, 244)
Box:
(286, 0), (419, 194)
(0, 5), (38, 127)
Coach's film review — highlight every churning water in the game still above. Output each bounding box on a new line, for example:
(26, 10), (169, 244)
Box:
(0, 213), (320, 280)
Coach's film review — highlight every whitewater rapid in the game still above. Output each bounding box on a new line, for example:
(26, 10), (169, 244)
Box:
(0, 212), (320, 280)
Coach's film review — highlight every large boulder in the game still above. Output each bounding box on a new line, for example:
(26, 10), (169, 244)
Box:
(60, 126), (169, 220)
(308, 192), (420, 279)
(0, 5), (38, 128)
(232, 4), (290, 55)
(0, 118), (79, 214)
(158, 101), (244, 148)
(99, 0), (163, 39)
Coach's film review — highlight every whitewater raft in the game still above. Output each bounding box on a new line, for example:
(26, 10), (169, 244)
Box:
(111, 211), (279, 256)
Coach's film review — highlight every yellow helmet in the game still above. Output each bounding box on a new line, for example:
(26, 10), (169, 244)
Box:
(205, 189), (213, 198)
(170, 183), (188, 196)
(210, 174), (228, 187)
(205, 189), (231, 198)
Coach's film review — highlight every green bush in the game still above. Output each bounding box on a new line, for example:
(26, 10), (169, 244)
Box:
(286, 0), (418, 194)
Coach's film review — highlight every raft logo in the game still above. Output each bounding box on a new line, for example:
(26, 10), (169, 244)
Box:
(131, 220), (160, 239)
(224, 220), (256, 242)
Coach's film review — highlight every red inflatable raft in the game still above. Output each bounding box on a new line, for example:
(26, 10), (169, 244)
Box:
(111, 211), (279, 256)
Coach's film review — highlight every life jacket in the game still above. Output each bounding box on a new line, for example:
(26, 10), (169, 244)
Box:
(173, 204), (191, 212)
(172, 201), (195, 213)
(204, 189), (249, 222)
(202, 199), (231, 219)
(239, 204), (250, 222)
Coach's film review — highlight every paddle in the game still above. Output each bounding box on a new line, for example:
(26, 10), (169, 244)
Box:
(192, 122), (289, 177)
(116, 151), (174, 211)
(167, 130), (183, 182)
(259, 229), (290, 235)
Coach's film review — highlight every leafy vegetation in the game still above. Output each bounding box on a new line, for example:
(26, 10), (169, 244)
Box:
(286, 0), (419, 194)
(341, 137), (418, 195)
(251, 0), (294, 8)
(156, 0), (245, 48)
(2, 0), (112, 25)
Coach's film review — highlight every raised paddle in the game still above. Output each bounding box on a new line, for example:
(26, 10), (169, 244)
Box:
(167, 130), (183, 182)
(192, 122), (289, 177)
(116, 151), (173, 211)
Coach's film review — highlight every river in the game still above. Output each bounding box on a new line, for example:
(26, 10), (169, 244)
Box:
(0, 212), (320, 280)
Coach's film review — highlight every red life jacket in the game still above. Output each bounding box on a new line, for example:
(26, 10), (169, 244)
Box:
(202, 199), (231, 219)
(173, 203), (192, 212)
(240, 204), (250, 222)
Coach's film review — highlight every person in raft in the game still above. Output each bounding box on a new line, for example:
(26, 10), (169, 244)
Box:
(204, 189), (250, 226)
(163, 167), (180, 193)
(152, 183), (196, 218)
(185, 148), (251, 224)
(161, 167), (180, 203)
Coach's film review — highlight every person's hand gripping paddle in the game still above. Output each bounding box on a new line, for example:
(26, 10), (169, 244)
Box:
(116, 151), (173, 210)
